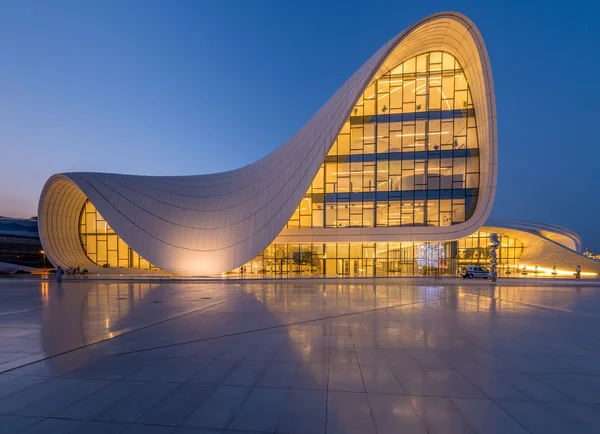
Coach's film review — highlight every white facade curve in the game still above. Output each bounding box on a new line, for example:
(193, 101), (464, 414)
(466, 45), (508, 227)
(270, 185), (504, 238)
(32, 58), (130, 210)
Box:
(482, 220), (600, 276)
(38, 12), (497, 275)
(485, 219), (583, 253)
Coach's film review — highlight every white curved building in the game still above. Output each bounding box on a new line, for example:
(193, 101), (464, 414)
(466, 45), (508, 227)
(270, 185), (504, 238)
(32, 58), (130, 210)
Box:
(38, 12), (600, 278)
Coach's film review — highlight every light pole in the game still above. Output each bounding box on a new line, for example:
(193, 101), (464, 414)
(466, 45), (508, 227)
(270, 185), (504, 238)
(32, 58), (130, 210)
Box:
(41, 250), (46, 271)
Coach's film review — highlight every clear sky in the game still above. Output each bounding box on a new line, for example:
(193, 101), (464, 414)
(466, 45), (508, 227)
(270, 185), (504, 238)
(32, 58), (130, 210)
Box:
(1, 0), (599, 249)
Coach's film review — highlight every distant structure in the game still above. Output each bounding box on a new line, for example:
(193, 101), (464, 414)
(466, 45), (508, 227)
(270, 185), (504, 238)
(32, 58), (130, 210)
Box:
(584, 249), (600, 260)
(36, 12), (600, 278)
(0, 217), (43, 272)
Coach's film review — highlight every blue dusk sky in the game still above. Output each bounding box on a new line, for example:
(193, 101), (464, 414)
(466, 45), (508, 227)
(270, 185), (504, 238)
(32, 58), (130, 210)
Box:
(1, 1), (599, 249)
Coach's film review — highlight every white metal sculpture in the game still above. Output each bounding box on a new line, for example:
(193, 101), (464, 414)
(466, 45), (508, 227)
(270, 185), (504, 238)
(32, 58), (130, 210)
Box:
(489, 233), (499, 282)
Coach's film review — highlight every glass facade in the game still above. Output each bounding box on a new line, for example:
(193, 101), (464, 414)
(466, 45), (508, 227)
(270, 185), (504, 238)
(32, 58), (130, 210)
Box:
(231, 231), (523, 278)
(79, 200), (157, 270)
(458, 231), (524, 276)
(0, 218), (44, 268)
(287, 51), (479, 230)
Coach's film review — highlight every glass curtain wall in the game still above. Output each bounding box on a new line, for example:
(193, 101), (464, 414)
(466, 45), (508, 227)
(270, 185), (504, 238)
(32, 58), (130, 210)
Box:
(286, 51), (479, 229)
(79, 200), (157, 270)
(458, 231), (524, 276)
(232, 231), (523, 278)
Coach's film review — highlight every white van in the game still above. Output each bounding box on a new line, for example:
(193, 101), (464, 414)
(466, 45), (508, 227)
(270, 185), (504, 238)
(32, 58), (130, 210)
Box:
(460, 265), (490, 279)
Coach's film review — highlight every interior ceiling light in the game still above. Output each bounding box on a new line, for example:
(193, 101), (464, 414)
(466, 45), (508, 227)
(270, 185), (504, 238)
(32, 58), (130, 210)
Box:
(394, 131), (449, 137)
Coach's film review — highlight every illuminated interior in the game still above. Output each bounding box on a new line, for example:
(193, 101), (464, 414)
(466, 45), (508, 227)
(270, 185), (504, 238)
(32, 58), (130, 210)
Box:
(458, 231), (523, 272)
(232, 231), (524, 278)
(287, 51), (479, 229)
(79, 200), (157, 270)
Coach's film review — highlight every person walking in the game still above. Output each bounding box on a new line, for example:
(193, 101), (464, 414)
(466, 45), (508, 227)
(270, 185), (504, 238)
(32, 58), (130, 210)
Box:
(56, 266), (63, 284)
(575, 265), (581, 279)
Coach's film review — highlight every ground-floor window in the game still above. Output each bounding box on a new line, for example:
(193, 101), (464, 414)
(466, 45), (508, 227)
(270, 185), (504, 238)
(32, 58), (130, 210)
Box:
(79, 200), (158, 270)
(231, 231), (523, 278)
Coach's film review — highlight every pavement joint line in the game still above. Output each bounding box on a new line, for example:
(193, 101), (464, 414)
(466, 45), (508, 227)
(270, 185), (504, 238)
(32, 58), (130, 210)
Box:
(459, 288), (600, 318)
(112, 293), (457, 356)
(0, 291), (254, 375)
(0, 308), (41, 317)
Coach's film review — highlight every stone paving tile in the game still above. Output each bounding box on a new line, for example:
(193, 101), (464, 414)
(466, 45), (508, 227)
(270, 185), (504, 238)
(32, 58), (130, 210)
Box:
(2, 279), (600, 433)
(327, 391), (376, 434)
(174, 429), (255, 434)
(426, 369), (486, 398)
(533, 373), (600, 404)
(61, 356), (127, 379)
(291, 363), (328, 390)
(328, 347), (359, 365)
(245, 344), (280, 361)
(275, 389), (326, 434)
(138, 384), (214, 426)
(188, 359), (240, 385)
(360, 365), (405, 394)
(500, 371), (573, 402)
(452, 398), (529, 434)
(16, 378), (112, 417)
(21, 419), (129, 433)
(380, 349), (421, 367)
(92, 382), (180, 423)
(183, 385), (250, 429)
(391, 366), (445, 396)
(156, 359), (212, 383)
(0, 414), (42, 434)
(0, 377), (82, 415)
(457, 369), (530, 400)
(272, 342), (305, 363)
(228, 387), (289, 432)
(257, 362), (299, 388)
(497, 400), (600, 434)
(356, 348), (388, 366)
(75, 421), (130, 433)
(123, 424), (176, 433)
(124, 358), (183, 381)
(408, 349), (451, 368)
(0, 375), (50, 400)
(410, 396), (478, 434)
(301, 345), (329, 364)
(222, 360), (268, 386)
(56, 380), (145, 420)
(328, 364), (364, 392)
(368, 393), (426, 434)
(328, 335), (355, 348)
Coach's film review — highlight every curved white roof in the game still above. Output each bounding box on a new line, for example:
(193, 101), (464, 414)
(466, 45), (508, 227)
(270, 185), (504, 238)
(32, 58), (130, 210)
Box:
(482, 219), (600, 275)
(485, 219), (583, 253)
(38, 12), (497, 275)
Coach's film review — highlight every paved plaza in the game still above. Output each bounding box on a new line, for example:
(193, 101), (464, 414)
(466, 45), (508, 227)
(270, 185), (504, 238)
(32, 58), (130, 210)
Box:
(1, 277), (600, 433)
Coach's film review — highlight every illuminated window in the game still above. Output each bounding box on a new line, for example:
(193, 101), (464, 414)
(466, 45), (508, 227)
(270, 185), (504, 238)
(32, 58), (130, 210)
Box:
(79, 200), (158, 270)
(287, 51), (479, 230)
(232, 232), (524, 279)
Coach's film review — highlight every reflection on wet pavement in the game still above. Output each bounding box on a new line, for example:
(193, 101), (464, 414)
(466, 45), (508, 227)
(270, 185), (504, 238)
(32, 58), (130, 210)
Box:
(1, 277), (600, 433)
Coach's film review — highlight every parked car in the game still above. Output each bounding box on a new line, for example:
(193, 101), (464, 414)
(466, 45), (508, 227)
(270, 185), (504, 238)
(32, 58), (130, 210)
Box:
(460, 265), (489, 279)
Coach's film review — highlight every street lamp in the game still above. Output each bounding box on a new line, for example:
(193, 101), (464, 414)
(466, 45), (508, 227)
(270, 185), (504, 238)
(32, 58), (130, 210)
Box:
(40, 250), (46, 271)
